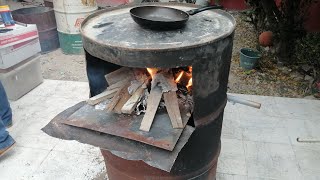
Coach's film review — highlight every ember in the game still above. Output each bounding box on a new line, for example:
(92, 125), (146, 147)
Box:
(146, 68), (158, 79)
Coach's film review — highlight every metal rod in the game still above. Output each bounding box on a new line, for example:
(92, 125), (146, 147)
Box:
(227, 94), (261, 109)
(15, 21), (28, 27)
(297, 138), (320, 143)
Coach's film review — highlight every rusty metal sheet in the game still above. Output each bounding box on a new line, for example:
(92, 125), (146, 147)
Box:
(42, 102), (195, 172)
(62, 102), (190, 151)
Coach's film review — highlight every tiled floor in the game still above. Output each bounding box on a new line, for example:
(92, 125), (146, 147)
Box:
(0, 80), (319, 180)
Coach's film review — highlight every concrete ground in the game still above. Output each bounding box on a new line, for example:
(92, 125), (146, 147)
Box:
(0, 80), (320, 180)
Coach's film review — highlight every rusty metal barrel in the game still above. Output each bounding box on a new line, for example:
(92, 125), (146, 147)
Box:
(12, 7), (59, 53)
(81, 3), (235, 179)
(44, 0), (54, 8)
(101, 114), (223, 179)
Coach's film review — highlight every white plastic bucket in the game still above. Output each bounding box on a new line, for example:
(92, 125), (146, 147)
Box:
(53, 0), (97, 34)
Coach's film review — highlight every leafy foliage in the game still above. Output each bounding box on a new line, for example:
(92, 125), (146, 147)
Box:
(244, 0), (316, 63)
(294, 33), (320, 76)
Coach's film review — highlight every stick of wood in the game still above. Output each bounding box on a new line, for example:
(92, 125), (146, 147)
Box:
(87, 88), (119, 105)
(163, 91), (184, 128)
(106, 81), (130, 112)
(105, 67), (133, 85)
(121, 86), (146, 114)
(139, 85), (163, 132)
(107, 78), (130, 90)
(227, 94), (261, 109)
(113, 86), (132, 114)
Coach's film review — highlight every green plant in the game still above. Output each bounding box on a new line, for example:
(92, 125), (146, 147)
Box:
(294, 33), (320, 77)
(245, 0), (317, 63)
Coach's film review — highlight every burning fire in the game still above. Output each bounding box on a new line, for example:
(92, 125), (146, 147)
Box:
(147, 66), (193, 91)
(186, 78), (192, 89)
(187, 66), (192, 89)
(146, 68), (158, 79)
(175, 71), (184, 83)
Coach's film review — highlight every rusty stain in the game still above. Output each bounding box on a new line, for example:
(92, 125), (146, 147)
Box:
(62, 101), (192, 151)
(102, 146), (220, 179)
(81, 0), (95, 6)
(42, 102), (195, 172)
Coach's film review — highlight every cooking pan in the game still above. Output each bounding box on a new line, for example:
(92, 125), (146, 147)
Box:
(130, 5), (223, 30)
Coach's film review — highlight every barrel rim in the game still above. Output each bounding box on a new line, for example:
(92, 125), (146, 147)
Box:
(80, 2), (236, 52)
(12, 6), (54, 15)
(53, 8), (97, 14)
(57, 30), (82, 35)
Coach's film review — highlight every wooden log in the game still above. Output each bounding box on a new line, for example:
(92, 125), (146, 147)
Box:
(87, 88), (119, 105)
(113, 84), (132, 114)
(106, 81), (130, 112)
(139, 86), (163, 132)
(133, 69), (149, 83)
(105, 67), (133, 85)
(152, 72), (177, 92)
(121, 86), (146, 114)
(108, 79), (130, 91)
(163, 91), (184, 128)
(128, 80), (143, 95)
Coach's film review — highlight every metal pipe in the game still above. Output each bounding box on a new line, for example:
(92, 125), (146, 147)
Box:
(297, 138), (320, 143)
(227, 94), (261, 109)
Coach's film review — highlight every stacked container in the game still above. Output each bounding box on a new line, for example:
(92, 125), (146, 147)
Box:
(12, 7), (60, 53)
(53, 0), (97, 54)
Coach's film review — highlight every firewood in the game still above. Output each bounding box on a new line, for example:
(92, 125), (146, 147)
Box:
(105, 67), (133, 85)
(106, 80), (130, 112)
(139, 86), (163, 132)
(87, 88), (119, 105)
(108, 79), (130, 90)
(128, 80), (143, 95)
(152, 72), (177, 92)
(163, 91), (184, 128)
(121, 86), (146, 114)
(113, 86), (132, 114)
(133, 69), (149, 83)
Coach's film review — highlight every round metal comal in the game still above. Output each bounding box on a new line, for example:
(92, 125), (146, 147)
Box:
(81, 3), (235, 68)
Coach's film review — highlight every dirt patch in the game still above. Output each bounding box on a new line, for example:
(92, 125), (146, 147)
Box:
(227, 12), (309, 98)
(40, 49), (87, 82)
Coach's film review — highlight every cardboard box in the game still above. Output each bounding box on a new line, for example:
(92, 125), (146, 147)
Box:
(0, 24), (41, 69)
(0, 55), (43, 100)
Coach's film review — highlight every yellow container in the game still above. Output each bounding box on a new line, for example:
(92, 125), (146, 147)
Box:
(0, 5), (10, 11)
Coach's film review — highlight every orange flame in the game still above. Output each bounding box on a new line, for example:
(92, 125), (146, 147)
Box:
(175, 71), (184, 83)
(146, 68), (157, 79)
(186, 78), (192, 89)
(188, 66), (192, 73)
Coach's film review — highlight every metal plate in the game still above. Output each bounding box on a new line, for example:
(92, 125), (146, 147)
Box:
(62, 102), (191, 151)
(42, 102), (195, 172)
(80, 3), (236, 68)
(81, 3), (235, 50)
